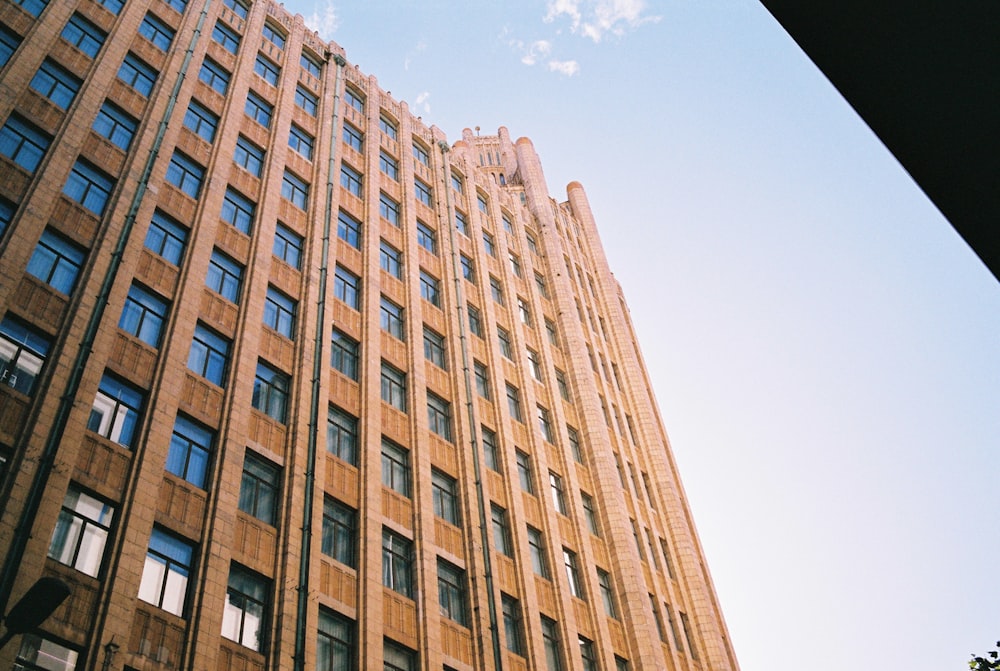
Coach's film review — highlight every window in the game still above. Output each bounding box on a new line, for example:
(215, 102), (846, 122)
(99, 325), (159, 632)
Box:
(661, 538), (677, 579)
(527, 526), (549, 578)
(380, 297), (404, 340)
(482, 231), (496, 257)
(188, 323), (230, 386)
(344, 87), (364, 113)
(489, 277), (504, 305)
(166, 151), (204, 198)
(14, 635), (79, 671)
(423, 327), (446, 369)
(482, 426), (499, 471)
(340, 163), (362, 197)
(288, 124), (313, 159)
(98, 0), (124, 12)
(12, 0), (47, 17)
(221, 187), (255, 234)
(491, 504), (511, 556)
(379, 192), (400, 225)
(337, 210), (361, 248)
(139, 12), (173, 50)
(234, 135), (265, 177)
(206, 249), (242, 301)
(563, 549), (582, 598)
(211, 19), (239, 52)
(509, 252), (522, 278)
(535, 272), (549, 298)
(384, 641), (416, 671)
(451, 173), (464, 193)
(582, 493), (600, 536)
(460, 254), (475, 282)
(333, 265), (360, 309)
(300, 52), (321, 77)
(0, 115), (49, 173)
(496, 327), (512, 360)
(252, 361), (289, 423)
(199, 57), (230, 94)
(223, 0), (248, 17)
(477, 193), (489, 214)
(502, 594), (525, 654)
(437, 560), (467, 625)
(473, 361), (490, 399)
(184, 99), (218, 142)
(526, 231), (539, 254)
(455, 210), (468, 236)
(26, 229), (84, 294)
(579, 637), (598, 671)
(92, 101), (137, 150)
(163, 0), (187, 12)
(118, 53), (157, 96)
(63, 160), (114, 215)
(518, 297), (533, 326)
(380, 363), (406, 412)
(138, 527), (192, 616)
(88, 374), (143, 448)
(222, 565), (269, 651)
(537, 405), (554, 442)
(167, 415), (213, 488)
(419, 270), (441, 307)
(551, 371), (570, 405)
(0, 26), (21, 69)
(326, 406), (358, 464)
(427, 391), (452, 440)
(541, 617), (563, 671)
(414, 178), (432, 206)
(379, 150), (398, 180)
(0, 317), (50, 395)
(262, 22), (285, 48)
(342, 122), (363, 151)
(431, 469), (459, 525)
(545, 318), (559, 347)
(321, 498), (356, 567)
(379, 241), (402, 279)
(381, 529), (412, 597)
(118, 284), (168, 349)
(505, 383), (521, 421)
(467, 305), (482, 337)
(665, 603), (683, 650)
(502, 213), (514, 234)
(549, 471), (567, 514)
(295, 84), (317, 115)
(403, 223), (433, 260)
(528, 349), (543, 382)
(63, 14), (106, 57)
(680, 612), (699, 660)
(598, 569), (617, 618)
(143, 211), (187, 265)
(273, 223), (302, 268)
(316, 611), (353, 671)
(379, 114), (397, 139)
(515, 450), (534, 493)
(244, 90), (273, 127)
(0, 198), (12, 239)
(238, 451), (280, 525)
(412, 142), (429, 166)
(30, 59), (80, 109)
(254, 53), (280, 84)
(48, 485), (113, 577)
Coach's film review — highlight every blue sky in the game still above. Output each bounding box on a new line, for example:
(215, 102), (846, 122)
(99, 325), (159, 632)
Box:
(286, 1), (1000, 668)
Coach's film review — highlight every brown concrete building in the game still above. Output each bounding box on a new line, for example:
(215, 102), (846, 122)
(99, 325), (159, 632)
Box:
(0, 0), (739, 670)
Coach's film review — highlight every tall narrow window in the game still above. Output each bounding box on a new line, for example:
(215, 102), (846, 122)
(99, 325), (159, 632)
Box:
(505, 383), (522, 422)
(337, 210), (361, 248)
(238, 452), (279, 525)
(427, 391), (452, 441)
(340, 163), (362, 197)
(582, 493), (600, 536)
(317, 610), (354, 671)
(597, 569), (618, 618)
(527, 526), (549, 578)
(420, 270), (441, 307)
(48, 485), (114, 577)
(330, 330), (359, 381)
(563, 548), (583, 598)
(326, 406), (358, 465)
(380, 363), (406, 411)
(138, 527), (193, 617)
(431, 469), (459, 525)
(423, 327), (446, 369)
(502, 594), (525, 654)
(491, 505), (512, 557)
(381, 439), (410, 496)
(482, 426), (499, 472)
(380, 240), (402, 279)
(380, 297), (404, 340)
(516, 450), (534, 493)
(537, 405), (554, 442)
(473, 361), (490, 399)
(263, 287), (296, 338)
(333, 265), (360, 309)
(273, 223), (302, 268)
(321, 498), (356, 567)
(437, 559), (467, 626)
(379, 192), (400, 225)
(541, 617), (563, 671)
(222, 565), (270, 651)
(549, 471), (567, 514)
(381, 529), (412, 597)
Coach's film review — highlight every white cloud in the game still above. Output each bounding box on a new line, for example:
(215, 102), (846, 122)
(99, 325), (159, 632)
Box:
(521, 40), (552, 66)
(415, 91), (431, 114)
(547, 59), (580, 76)
(544, 0), (582, 29)
(544, 0), (659, 42)
(303, 0), (339, 39)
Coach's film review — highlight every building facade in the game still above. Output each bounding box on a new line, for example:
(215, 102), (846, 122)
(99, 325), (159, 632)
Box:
(0, 0), (740, 670)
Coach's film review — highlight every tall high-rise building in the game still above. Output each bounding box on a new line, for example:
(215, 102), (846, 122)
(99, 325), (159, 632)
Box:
(0, 1), (739, 670)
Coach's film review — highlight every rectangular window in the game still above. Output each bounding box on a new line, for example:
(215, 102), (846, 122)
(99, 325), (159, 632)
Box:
(333, 265), (360, 309)
(482, 426), (499, 472)
(139, 12), (173, 50)
(0, 115), (49, 173)
(384, 640), (416, 671)
(340, 163), (362, 197)
(661, 538), (677, 580)
(477, 193), (489, 214)
(221, 187), (255, 234)
(318, 610), (354, 671)
(238, 451), (279, 524)
(245, 90), (273, 127)
(88, 373), (144, 448)
(187, 323), (230, 387)
(0, 27), (21, 69)
(223, 0), (248, 18)
(166, 151), (204, 199)
(482, 231), (496, 257)
(412, 142), (429, 166)
(423, 327), (446, 369)
(30, 59), (80, 109)
(497, 327), (512, 360)
(234, 135), (265, 177)
(300, 52), (321, 77)
(199, 57), (230, 94)
(379, 150), (399, 180)
(537, 405), (554, 443)
(489, 276), (504, 305)
(545, 318), (559, 347)
(337, 210), (361, 248)
(567, 426), (582, 462)
(184, 99), (219, 142)
(665, 603), (683, 650)
(48, 485), (114, 577)
(516, 450), (534, 493)
(93, 101), (137, 150)
(379, 241), (402, 279)
(414, 178), (432, 206)
(379, 113), (397, 139)
(598, 569), (617, 618)
(252, 361), (289, 423)
(527, 526), (549, 578)
(455, 210), (469, 236)
(468, 305), (482, 337)
(528, 349), (543, 382)
(145, 210), (187, 265)
(273, 223), (302, 268)
(288, 124), (314, 159)
(431, 469), (459, 525)
(526, 231), (539, 254)
(295, 84), (317, 115)
(26, 228), (84, 294)
(491, 504), (512, 556)
(563, 548), (583, 598)
(211, 19), (239, 53)
(12, 0), (47, 17)
(427, 391), (452, 441)
(342, 122), (363, 151)
(541, 616), (563, 671)
(379, 192), (400, 225)
(518, 297), (533, 327)
(680, 612), (699, 660)
(0, 197), (12, 239)
(326, 406), (358, 465)
(254, 52), (280, 84)
(138, 527), (193, 617)
(505, 383), (521, 421)
(380, 363), (406, 412)
(473, 361), (490, 399)
(582, 493), (599, 536)
(450, 173), (463, 193)
(419, 270), (441, 307)
(63, 159), (114, 214)
(555, 370), (571, 403)
(502, 213), (514, 234)
(381, 529), (412, 597)
(509, 252), (522, 278)
(416, 220), (437, 254)
(460, 254), (475, 283)
(536, 272), (549, 298)
(0, 316), (50, 395)
(222, 565), (270, 651)
(321, 497), (356, 566)
(437, 560), (467, 626)
(118, 52), (157, 96)
(62, 13), (106, 57)
(380, 297), (404, 340)
(164, 0), (187, 12)
(580, 637), (598, 671)
(549, 471), (567, 515)
(262, 22), (285, 48)
(206, 249), (243, 302)
(502, 594), (525, 654)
